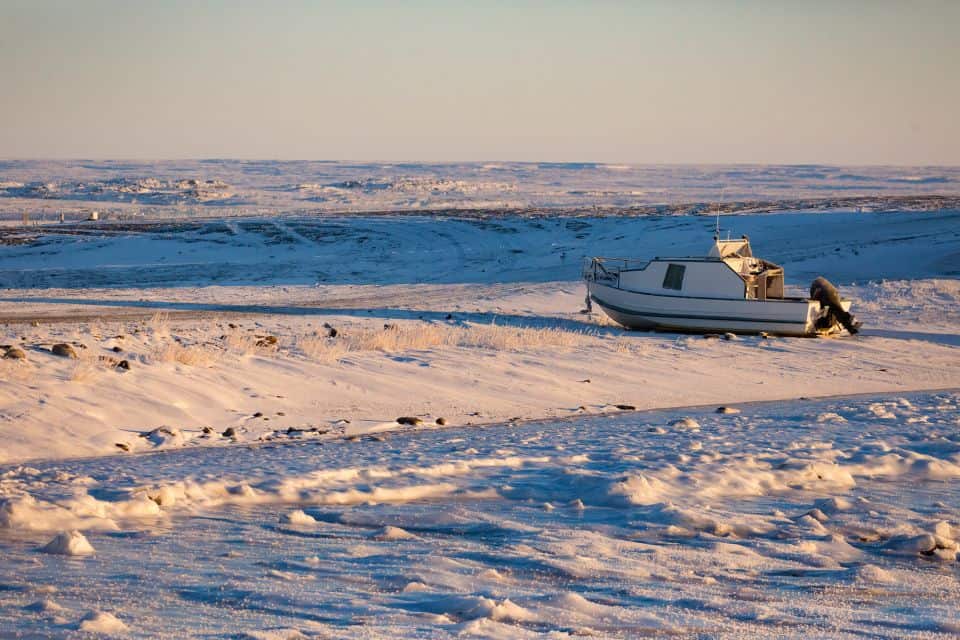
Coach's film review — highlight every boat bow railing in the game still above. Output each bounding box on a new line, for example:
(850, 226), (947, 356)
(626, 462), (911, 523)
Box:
(583, 257), (650, 285)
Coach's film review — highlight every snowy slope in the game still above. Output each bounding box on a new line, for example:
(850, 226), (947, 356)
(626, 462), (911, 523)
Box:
(0, 209), (958, 289)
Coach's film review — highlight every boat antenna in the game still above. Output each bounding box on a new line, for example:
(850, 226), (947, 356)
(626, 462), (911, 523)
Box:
(714, 187), (726, 240)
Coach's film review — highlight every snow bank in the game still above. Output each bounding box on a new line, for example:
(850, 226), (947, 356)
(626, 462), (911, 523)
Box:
(78, 610), (128, 634)
(23, 599), (66, 613)
(372, 525), (416, 540)
(394, 593), (536, 623)
(39, 530), (95, 556)
(279, 509), (316, 525)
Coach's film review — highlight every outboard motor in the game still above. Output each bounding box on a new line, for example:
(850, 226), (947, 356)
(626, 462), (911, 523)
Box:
(810, 276), (860, 334)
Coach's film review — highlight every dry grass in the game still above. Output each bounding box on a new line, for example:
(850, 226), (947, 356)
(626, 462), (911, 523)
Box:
(458, 324), (588, 351)
(298, 334), (350, 363)
(148, 312), (171, 338)
(224, 331), (258, 355)
(69, 359), (100, 383)
(0, 359), (33, 383)
(587, 311), (621, 328)
(152, 342), (219, 367)
(141, 315), (223, 366)
(297, 321), (593, 363)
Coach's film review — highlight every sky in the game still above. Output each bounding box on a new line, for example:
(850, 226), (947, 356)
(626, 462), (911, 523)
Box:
(1, 1), (957, 164)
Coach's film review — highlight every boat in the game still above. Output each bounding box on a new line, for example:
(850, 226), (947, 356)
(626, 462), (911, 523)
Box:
(583, 235), (860, 336)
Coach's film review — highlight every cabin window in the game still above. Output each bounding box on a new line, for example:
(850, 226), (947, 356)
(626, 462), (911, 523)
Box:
(662, 264), (685, 290)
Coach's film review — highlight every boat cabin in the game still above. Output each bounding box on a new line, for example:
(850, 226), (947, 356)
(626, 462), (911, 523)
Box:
(707, 236), (785, 300)
(592, 236), (786, 301)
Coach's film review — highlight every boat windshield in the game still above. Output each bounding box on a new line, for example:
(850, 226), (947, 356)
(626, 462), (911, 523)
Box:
(708, 238), (753, 258)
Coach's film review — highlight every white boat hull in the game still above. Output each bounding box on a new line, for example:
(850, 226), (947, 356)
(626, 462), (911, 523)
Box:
(587, 281), (840, 336)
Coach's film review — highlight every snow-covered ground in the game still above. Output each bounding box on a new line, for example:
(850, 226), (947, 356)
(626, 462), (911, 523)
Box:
(0, 209), (958, 463)
(1, 160), (958, 221)
(1, 391), (958, 637)
(0, 276), (959, 465)
(1, 175), (959, 636)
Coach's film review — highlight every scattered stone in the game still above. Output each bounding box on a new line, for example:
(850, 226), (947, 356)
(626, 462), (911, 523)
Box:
(579, 379), (591, 383)
(383, 323), (396, 330)
(716, 406), (741, 414)
(255, 335), (278, 347)
(112, 345), (123, 353)
(445, 313), (454, 320)
(760, 332), (770, 339)
(327, 327), (338, 338)
(615, 404), (636, 411)
(222, 427), (237, 438)
(115, 442), (130, 452)
(3, 347), (26, 360)
(30, 321), (40, 327)
(51, 343), (78, 359)
(252, 411), (264, 418)
(116, 360), (130, 370)
(277, 411), (285, 416)
(435, 417), (447, 426)
(228, 323), (238, 329)
(201, 426), (214, 435)
(396, 416), (422, 426)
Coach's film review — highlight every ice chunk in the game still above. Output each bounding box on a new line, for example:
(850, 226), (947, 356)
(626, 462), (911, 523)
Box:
(850, 564), (896, 584)
(39, 531), (95, 556)
(668, 417), (700, 431)
(78, 610), (127, 634)
(279, 509), (316, 525)
(372, 525), (416, 540)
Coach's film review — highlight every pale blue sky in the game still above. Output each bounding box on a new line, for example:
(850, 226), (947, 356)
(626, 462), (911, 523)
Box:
(1, 1), (957, 164)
